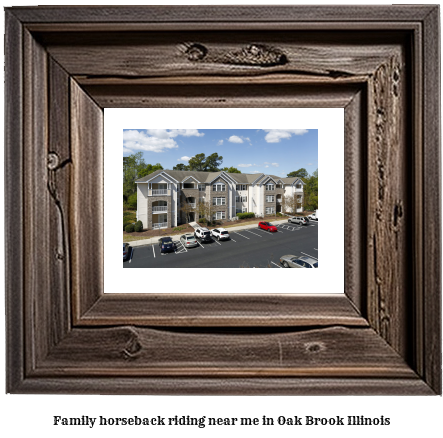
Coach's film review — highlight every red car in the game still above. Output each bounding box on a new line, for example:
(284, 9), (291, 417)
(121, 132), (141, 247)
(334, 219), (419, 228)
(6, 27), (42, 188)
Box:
(258, 221), (278, 232)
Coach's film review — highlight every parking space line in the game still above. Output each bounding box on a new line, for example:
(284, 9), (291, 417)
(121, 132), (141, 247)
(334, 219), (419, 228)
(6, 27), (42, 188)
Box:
(213, 239), (222, 245)
(197, 241), (205, 249)
(271, 261), (282, 268)
(301, 251), (318, 260)
(234, 232), (250, 239)
(152, 244), (155, 258)
(314, 248), (318, 251)
(244, 229), (262, 237)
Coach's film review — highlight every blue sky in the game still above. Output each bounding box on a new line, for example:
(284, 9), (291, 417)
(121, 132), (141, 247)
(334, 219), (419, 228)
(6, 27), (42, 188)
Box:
(123, 129), (318, 177)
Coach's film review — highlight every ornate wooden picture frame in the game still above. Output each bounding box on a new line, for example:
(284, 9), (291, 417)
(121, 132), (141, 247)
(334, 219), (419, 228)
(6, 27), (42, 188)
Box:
(5, 6), (441, 394)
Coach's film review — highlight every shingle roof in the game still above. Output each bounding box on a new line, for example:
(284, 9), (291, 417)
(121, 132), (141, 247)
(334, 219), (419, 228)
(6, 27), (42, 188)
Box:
(136, 170), (301, 185)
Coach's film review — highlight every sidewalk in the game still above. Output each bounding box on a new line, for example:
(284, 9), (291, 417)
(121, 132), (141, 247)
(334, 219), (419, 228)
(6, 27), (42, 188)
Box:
(128, 219), (291, 247)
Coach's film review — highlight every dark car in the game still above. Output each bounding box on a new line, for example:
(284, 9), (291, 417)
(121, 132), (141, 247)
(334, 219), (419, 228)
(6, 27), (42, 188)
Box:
(158, 237), (176, 254)
(123, 242), (129, 260)
(258, 221), (278, 232)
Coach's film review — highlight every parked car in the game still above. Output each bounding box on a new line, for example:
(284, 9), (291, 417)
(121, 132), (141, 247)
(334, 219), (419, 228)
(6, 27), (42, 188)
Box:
(258, 221), (278, 232)
(194, 227), (212, 242)
(308, 210), (318, 221)
(211, 228), (230, 240)
(288, 216), (308, 225)
(158, 236), (176, 254)
(280, 255), (318, 268)
(123, 242), (129, 260)
(180, 233), (199, 248)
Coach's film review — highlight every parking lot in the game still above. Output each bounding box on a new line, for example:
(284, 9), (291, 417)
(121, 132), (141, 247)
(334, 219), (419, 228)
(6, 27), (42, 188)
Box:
(124, 220), (318, 268)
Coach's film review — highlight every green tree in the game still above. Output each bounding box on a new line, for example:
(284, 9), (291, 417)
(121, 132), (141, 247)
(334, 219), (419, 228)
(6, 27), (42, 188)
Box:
(287, 168), (309, 179)
(188, 153), (223, 172)
(303, 168), (318, 210)
(221, 166), (241, 173)
(123, 153), (163, 199)
(138, 163), (163, 179)
(173, 163), (190, 171)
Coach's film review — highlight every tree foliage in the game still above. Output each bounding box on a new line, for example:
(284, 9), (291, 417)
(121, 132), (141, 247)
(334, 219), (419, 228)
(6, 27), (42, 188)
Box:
(173, 163), (189, 171)
(123, 152), (163, 199)
(287, 168), (309, 179)
(221, 166), (241, 173)
(188, 153), (223, 172)
(286, 167), (318, 210)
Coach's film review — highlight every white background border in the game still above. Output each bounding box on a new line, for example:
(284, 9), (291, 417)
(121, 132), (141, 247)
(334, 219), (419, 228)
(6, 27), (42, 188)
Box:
(106, 108), (343, 293)
(1, 1), (441, 437)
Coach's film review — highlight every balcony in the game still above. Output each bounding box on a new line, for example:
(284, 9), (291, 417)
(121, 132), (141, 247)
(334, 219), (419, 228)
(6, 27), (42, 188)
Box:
(153, 222), (168, 229)
(188, 203), (196, 208)
(152, 189), (168, 195)
(152, 206), (168, 213)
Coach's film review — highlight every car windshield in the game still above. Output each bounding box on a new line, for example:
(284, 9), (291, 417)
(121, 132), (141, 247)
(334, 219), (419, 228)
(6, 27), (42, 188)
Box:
(203, 232), (210, 236)
(163, 238), (172, 243)
(264, 222), (271, 226)
(187, 236), (196, 240)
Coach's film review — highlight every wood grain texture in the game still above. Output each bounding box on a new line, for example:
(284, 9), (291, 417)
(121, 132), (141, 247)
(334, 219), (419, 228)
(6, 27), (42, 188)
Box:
(37, 326), (415, 378)
(344, 90), (366, 314)
(422, 6), (441, 394)
(5, 10), (24, 392)
(79, 294), (367, 327)
(4, 5), (441, 394)
(70, 80), (104, 320)
(8, 5), (436, 23)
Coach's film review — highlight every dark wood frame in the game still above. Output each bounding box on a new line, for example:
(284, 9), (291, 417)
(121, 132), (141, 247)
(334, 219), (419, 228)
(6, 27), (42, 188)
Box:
(5, 6), (441, 394)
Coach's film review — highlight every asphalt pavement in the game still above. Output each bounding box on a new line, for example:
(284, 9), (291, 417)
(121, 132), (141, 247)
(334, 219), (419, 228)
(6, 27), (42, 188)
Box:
(124, 220), (318, 269)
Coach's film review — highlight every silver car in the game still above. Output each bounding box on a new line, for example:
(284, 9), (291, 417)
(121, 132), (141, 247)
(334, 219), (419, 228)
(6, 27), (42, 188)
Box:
(288, 216), (308, 225)
(180, 233), (199, 248)
(280, 255), (318, 268)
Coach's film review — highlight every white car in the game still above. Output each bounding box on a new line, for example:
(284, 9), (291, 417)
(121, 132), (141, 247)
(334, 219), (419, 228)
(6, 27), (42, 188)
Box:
(308, 213), (318, 221)
(211, 228), (230, 241)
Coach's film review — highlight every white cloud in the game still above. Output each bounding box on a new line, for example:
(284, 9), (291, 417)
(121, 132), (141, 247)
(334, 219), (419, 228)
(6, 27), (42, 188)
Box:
(263, 129), (309, 143)
(251, 170), (262, 174)
(228, 135), (243, 143)
(238, 164), (253, 168)
(178, 156), (191, 162)
(271, 163), (279, 167)
(217, 139), (224, 146)
(265, 165), (269, 168)
(123, 129), (203, 153)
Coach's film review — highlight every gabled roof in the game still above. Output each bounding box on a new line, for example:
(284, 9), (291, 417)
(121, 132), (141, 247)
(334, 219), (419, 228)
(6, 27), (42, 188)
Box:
(135, 169), (304, 186)
(182, 175), (201, 183)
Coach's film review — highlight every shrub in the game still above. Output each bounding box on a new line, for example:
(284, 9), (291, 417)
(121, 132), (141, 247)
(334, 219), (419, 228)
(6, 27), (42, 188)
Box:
(236, 212), (255, 219)
(134, 220), (143, 232)
(125, 223), (135, 233)
(276, 212), (283, 217)
(127, 193), (137, 210)
(199, 218), (207, 224)
(123, 221), (131, 231)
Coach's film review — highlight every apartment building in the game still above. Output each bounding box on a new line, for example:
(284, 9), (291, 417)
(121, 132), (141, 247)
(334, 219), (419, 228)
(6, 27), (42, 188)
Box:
(135, 169), (304, 230)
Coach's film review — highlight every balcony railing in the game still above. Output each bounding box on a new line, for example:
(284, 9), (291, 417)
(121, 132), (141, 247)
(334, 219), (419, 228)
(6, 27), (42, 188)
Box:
(187, 203), (196, 208)
(152, 189), (167, 195)
(152, 206), (167, 213)
(153, 222), (168, 229)
(276, 199), (282, 203)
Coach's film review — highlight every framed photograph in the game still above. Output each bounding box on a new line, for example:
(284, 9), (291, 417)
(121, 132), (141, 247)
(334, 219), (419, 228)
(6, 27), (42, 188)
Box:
(5, 5), (440, 394)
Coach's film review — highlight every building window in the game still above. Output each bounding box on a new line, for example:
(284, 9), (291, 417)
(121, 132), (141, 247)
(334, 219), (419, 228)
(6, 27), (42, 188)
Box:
(198, 184), (205, 191)
(266, 207), (275, 214)
(266, 184), (275, 191)
(213, 197), (226, 206)
(212, 183), (226, 191)
(213, 211), (226, 220)
(266, 195), (275, 202)
(296, 183), (302, 189)
(242, 207), (247, 213)
(236, 184), (247, 191)
(236, 196), (247, 203)
(236, 208), (241, 213)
